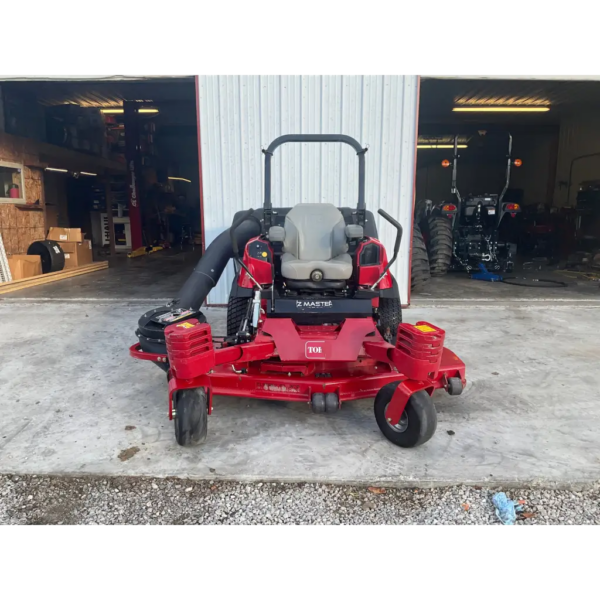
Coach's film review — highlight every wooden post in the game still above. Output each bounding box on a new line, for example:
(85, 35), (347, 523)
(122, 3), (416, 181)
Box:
(104, 176), (116, 256)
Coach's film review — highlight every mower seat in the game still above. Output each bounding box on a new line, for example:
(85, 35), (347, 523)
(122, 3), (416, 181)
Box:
(274, 203), (353, 281)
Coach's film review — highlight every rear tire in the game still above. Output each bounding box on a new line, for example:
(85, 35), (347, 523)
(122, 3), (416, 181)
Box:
(374, 384), (437, 448)
(426, 216), (453, 277)
(411, 224), (431, 292)
(226, 296), (251, 337)
(174, 388), (208, 447)
(377, 297), (402, 344)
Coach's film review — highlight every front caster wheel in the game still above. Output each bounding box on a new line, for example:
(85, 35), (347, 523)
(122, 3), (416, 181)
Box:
(311, 393), (326, 414)
(447, 377), (463, 396)
(174, 388), (208, 447)
(374, 383), (437, 448)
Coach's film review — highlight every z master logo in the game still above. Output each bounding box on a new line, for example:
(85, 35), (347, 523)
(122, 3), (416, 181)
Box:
(305, 341), (326, 358)
(296, 300), (333, 309)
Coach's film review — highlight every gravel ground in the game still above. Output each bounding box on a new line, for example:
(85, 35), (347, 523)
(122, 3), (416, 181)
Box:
(1, 475), (599, 524)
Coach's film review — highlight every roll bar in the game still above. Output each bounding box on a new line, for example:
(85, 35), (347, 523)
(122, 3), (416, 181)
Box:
(262, 134), (368, 227)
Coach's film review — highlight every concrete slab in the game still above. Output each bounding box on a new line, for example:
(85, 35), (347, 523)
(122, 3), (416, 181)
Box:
(2, 300), (600, 487)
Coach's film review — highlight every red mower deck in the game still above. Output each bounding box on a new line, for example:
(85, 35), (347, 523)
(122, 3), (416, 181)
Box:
(130, 317), (465, 444)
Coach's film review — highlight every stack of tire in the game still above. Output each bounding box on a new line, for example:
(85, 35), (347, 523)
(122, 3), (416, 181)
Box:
(410, 214), (453, 292)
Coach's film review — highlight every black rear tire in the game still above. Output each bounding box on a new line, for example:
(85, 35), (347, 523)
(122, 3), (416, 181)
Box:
(27, 240), (65, 273)
(411, 224), (431, 292)
(377, 297), (402, 344)
(226, 296), (251, 337)
(426, 216), (453, 277)
(174, 388), (208, 447)
(374, 383), (437, 448)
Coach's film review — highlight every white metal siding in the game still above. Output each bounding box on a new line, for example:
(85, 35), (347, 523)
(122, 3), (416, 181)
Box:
(198, 75), (419, 305)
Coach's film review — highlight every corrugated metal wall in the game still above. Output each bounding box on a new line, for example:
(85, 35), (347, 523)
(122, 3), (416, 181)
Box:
(197, 75), (419, 305)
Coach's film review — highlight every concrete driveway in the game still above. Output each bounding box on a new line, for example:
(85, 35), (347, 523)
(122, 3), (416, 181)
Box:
(1, 294), (599, 487)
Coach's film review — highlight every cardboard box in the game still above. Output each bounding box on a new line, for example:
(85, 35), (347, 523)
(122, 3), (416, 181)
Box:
(47, 227), (84, 243)
(60, 240), (93, 269)
(8, 255), (42, 280)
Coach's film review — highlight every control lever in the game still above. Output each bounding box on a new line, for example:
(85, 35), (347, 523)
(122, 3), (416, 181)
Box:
(370, 208), (403, 290)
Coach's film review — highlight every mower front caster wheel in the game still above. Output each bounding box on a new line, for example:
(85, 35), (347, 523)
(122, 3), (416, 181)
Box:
(174, 388), (208, 447)
(374, 383), (437, 448)
(447, 377), (463, 396)
(311, 393), (326, 414)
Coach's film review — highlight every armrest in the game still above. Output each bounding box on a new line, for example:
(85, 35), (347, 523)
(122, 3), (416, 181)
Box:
(345, 224), (364, 240)
(268, 226), (286, 243)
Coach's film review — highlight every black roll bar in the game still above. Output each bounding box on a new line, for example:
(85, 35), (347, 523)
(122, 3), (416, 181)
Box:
(262, 134), (368, 227)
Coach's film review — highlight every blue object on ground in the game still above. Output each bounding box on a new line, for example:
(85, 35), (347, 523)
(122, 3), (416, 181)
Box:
(492, 492), (524, 525)
(471, 263), (503, 282)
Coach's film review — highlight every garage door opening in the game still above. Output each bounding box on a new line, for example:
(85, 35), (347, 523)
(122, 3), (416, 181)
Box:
(411, 77), (600, 299)
(0, 77), (203, 297)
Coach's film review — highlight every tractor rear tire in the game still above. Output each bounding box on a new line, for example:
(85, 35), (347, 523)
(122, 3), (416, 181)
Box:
(378, 297), (402, 344)
(226, 296), (251, 337)
(411, 224), (431, 292)
(426, 216), (453, 277)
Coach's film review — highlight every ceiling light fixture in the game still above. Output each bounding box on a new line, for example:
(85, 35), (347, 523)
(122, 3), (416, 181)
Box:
(417, 144), (468, 149)
(453, 106), (550, 113)
(100, 108), (159, 114)
(168, 177), (192, 183)
(80, 172), (97, 177)
(45, 167), (69, 173)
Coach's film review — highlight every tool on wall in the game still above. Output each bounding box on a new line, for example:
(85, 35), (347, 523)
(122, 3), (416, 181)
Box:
(0, 233), (13, 283)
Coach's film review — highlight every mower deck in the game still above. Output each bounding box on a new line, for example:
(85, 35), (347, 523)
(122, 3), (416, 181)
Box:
(130, 319), (465, 428)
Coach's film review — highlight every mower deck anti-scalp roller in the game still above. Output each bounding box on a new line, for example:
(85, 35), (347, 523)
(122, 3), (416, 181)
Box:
(130, 134), (467, 449)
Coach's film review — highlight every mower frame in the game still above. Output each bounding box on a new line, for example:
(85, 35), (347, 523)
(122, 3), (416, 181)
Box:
(132, 134), (467, 449)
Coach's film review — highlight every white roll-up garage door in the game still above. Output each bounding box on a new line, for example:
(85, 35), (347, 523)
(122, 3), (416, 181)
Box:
(197, 75), (419, 305)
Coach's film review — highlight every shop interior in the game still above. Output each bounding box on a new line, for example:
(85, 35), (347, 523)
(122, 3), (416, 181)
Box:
(0, 77), (201, 264)
(413, 77), (600, 294)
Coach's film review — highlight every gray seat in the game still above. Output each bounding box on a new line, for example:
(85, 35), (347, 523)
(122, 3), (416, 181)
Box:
(272, 203), (354, 281)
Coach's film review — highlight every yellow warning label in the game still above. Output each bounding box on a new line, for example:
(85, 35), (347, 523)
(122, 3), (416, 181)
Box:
(176, 322), (195, 329)
(415, 324), (436, 333)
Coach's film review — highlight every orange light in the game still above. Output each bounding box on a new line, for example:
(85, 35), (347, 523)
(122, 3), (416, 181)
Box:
(442, 204), (457, 212)
(506, 203), (520, 211)
(441, 159), (451, 168)
(513, 158), (523, 167)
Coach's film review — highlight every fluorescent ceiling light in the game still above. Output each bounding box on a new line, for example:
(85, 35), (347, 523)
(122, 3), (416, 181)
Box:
(101, 108), (159, 114)
(80, 172), (97, 176)
(453, 106), (550, 113)
(45, 167), (68, 173)
(168, 176), (192, 183)
(417, 144), (468, 149)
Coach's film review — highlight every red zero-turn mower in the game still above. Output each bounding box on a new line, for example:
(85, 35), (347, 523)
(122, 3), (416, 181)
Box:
(130, 135), (466, 448)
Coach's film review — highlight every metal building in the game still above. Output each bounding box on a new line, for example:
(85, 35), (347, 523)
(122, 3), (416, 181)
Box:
(197, 75), (419, 305)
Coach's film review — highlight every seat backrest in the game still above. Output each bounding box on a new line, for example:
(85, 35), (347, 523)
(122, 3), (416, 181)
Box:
(283, 203), (348, 260)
